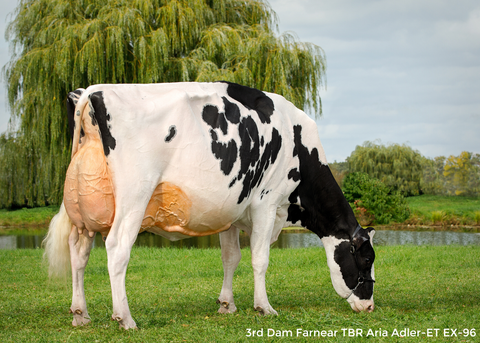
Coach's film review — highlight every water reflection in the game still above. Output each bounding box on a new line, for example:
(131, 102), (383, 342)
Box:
(1, 229), (480, 250)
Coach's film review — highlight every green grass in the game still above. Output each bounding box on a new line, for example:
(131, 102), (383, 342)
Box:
(405, 195), (480, 228)
(0, 206), (59, 227)
(407, 195), (480, 216)
(0, 246), (479, 342)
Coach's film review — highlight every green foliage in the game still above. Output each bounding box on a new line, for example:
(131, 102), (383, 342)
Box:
(343, 172), (410, 225)
(421, 152), (480, 196)
(443, 152), (480, 196)
(346, 141), (424, 196)
(0, 0), (326, 208)
(420, 155), (446, 195)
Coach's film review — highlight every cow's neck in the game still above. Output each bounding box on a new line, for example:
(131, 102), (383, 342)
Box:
(288, 125), (358, 240)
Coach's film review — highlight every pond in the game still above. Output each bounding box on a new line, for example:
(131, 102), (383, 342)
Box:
(1, 229), (480, 250)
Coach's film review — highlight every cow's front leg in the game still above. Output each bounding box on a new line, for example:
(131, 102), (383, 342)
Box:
(105, 216), (141, 330)
(218, 226), (241, 314)
(68, 225), (95, 326)
(250, 209), (278, 316)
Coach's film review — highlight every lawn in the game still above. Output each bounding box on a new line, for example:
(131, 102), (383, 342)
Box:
(0, 246), (479, 342)
(405, 195), (480, 227)
(0, 206), (59, 227)
(407, 195), (480, 216)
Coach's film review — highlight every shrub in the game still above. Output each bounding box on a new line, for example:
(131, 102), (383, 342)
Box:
(342, 172), (410, 225)
(475, 211), (480, 225)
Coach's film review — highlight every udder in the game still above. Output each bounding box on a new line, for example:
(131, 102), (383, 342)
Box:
(141, 182), (231, 237)
(64, 141), (115, 238)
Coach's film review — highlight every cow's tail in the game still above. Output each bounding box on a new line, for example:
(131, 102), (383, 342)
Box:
(43, 202), (72, 277)
(70, 88), (88, 158)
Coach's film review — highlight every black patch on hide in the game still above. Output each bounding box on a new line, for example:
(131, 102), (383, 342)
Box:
(221, 81), (275, 124)
(202, 104), (228, 135)
(235, 123), (282, 203)
(287, 168), (301, 182)
(202, 82), (282, 203)
(286, 125), (357, 238)
(210, 130), (238, 176)
(165, 125), (177, 142)
(88, 91), (116, 156)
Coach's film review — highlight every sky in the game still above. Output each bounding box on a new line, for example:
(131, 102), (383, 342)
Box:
(1, 0), (479, 162)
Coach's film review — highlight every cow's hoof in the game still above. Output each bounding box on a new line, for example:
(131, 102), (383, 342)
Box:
(70, 308), (91, 326)
(72, 315), (91, 326)
(255, 306), (278, 316)
(217, 300), (237, 314)
(112, 314), (137, 330)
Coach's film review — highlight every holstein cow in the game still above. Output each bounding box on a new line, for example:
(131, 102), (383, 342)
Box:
(44, 82), (375, 329)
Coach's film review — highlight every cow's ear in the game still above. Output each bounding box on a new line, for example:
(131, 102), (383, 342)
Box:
(366, 227), (375, 238)
(353, 235), (369, 249)
(366, 227), (375, 242)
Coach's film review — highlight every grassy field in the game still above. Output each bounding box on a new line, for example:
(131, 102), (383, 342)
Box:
(0, 246), (479, 342)
(405, 195), (480, 228)
(0, 206), (59, 227)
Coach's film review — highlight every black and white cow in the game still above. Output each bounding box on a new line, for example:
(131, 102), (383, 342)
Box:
(44, 82), (375, 330)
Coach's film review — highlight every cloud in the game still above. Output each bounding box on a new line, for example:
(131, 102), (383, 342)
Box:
(270, 0), (480, 161)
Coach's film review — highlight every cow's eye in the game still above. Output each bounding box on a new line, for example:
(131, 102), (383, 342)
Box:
(365, 258), (371, 265)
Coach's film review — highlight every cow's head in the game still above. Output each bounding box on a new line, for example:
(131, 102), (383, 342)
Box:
(322, 226), (376, 312)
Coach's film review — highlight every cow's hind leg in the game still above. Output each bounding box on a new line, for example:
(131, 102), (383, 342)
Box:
(250, 206), (278, 316)
(69, 225), (95, 326)
(105, 214), (143, 330)
(218, 226), (241, 314)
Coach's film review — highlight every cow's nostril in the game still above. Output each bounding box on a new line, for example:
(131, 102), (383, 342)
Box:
(367, 305), (374, 312)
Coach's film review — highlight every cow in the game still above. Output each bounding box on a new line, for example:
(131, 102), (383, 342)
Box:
(43, 82), (376, 330)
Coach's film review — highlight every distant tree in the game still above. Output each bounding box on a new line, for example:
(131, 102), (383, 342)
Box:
(346, 141), (424, 196)
(420, 156), (447, 195)
(468, 153), (480, 195)
(0, 0), (326, 208)
(443, 152), (480, 196)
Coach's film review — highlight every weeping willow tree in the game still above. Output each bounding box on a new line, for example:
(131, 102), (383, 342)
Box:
(346, 141), (424, 196)
(0, 0), (326, 208)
